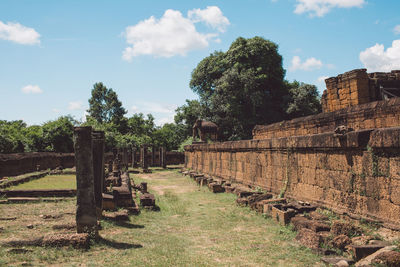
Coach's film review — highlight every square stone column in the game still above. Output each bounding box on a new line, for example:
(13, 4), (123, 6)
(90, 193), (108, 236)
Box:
(151, 145), (156, 167)
(140, 144), (148, 170)
(160, 146), (167, 169)
(73, 126), (97, 235)
(92, 130), (105, 219)
(132, 147), (137, 168)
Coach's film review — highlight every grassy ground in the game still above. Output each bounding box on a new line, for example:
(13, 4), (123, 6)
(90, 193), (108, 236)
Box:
(8, 174), (76, 190)
(0, 168), (322, 267)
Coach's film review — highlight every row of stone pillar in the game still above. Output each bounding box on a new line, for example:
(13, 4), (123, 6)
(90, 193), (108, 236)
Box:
(136, 145), (167, 170)
(74, 128), (168, 235)
(74, 127), (105, 236)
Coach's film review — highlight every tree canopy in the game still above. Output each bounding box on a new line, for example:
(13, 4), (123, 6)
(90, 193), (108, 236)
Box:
(189, 36), (289, 140)
(87, 82), (127, 124)
(184, 36), (321, 140)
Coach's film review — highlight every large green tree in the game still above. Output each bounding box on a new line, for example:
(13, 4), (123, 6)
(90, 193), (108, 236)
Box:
(285, 81), (322, 118)
(42, 116), (76, 153)
(87, 82), (127, 125)
(190, 36), (288, 140)
(174, 99), (204, 137)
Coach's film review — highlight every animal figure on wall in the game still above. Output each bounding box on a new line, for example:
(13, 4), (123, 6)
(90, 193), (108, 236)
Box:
(192, 119), (219, 142)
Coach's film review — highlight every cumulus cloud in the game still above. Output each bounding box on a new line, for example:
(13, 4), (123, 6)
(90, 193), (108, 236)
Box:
(141, 102), (177, 114)
(68, 101), (83, 110)
(156, 116), (175, 126)
(188, 6), (230, 32)
(122, 7), (229, 61)
(0, 21), (40, 45)
(21, 85), (42, 94)
(317, 76), (329, 83)
(359, 40), (400, 72)
(289, 56), (323, 71)
(294, 0), (365, 17)
(394, 25), (400, 35)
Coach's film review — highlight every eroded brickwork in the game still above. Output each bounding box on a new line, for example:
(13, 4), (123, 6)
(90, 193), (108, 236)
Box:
(321, 69), (400, 113)
(185, 128), (400, 226)
(253, 98), (400, 139)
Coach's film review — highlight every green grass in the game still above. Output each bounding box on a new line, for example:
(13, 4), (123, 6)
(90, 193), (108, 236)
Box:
(0, 169), (322, 266)
(8, 174), (76, 190)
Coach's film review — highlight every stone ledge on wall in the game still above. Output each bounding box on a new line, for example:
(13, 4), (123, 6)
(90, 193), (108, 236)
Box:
(253, 97), (400, 140)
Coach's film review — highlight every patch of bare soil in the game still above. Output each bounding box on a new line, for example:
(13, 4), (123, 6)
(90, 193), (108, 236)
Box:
(150, 185), (194, 195)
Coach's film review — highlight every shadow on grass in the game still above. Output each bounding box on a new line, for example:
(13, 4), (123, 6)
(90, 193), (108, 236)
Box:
(97, 236), (142, 249)
(102, 217), (145, 229)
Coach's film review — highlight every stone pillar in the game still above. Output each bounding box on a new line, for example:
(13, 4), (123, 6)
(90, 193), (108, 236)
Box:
(122, 147), (128, 171)
(132, 147), (137, 168)
(151, 145), (156, 167)
(92, 130), (105, 219)
(160, 146), (167, 169)
(140, 145), (148, 170)
(73, 126), (97, 235)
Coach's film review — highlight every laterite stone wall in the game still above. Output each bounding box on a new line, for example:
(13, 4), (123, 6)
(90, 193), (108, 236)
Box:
(185, 128), (400, 226)
(253, 98), (400, 139)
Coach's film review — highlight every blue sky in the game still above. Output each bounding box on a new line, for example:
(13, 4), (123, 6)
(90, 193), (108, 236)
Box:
(1, 0), (399, 126)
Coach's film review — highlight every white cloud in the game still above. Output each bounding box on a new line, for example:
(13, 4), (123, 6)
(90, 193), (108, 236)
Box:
(68, 101), (83, 110)
(317, 76), (329, 83)
(394, 25), (400, 35)
(289, 56), (323, 71)
(21, 85), (42, 94)
(130, 105), (139, 113)
(0, 21), (40, 45)
(52, 108), (60, 113)
(188, 6), (230, 32)
(359, 40), (400, 72)
(141, 102), (177, 114)
(156, 116), (175, 126)
(122, 7), (228, 61)
(294, 0), (365, 17)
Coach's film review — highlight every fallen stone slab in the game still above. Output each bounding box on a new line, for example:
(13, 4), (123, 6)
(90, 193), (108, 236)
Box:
(295, 228), (322, 250)
(140, 193), (155, 207)
(371, 250), (400, 266)
(330, 234), (351, 250)
(331, 221), (363, 237)
(352, 244), (387, 261)
(309, 211), (329, 221)
(234, 188), (258, 198)
(208, 183), (225, 193)
(0, 189), (76, 198)
(103, 210), (129, 222)
(291, 215), (331, 232)
(262, 198), (287, 214)
(102, 193), (116, 210)
(355, 245), (398, 266)
(248, 193), (273, 211)
(271, 206), (296, 226)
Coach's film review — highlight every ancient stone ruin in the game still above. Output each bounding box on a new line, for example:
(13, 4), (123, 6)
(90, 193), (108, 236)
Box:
(321, 69), (400, 113)
(183, 68), (400, 265)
